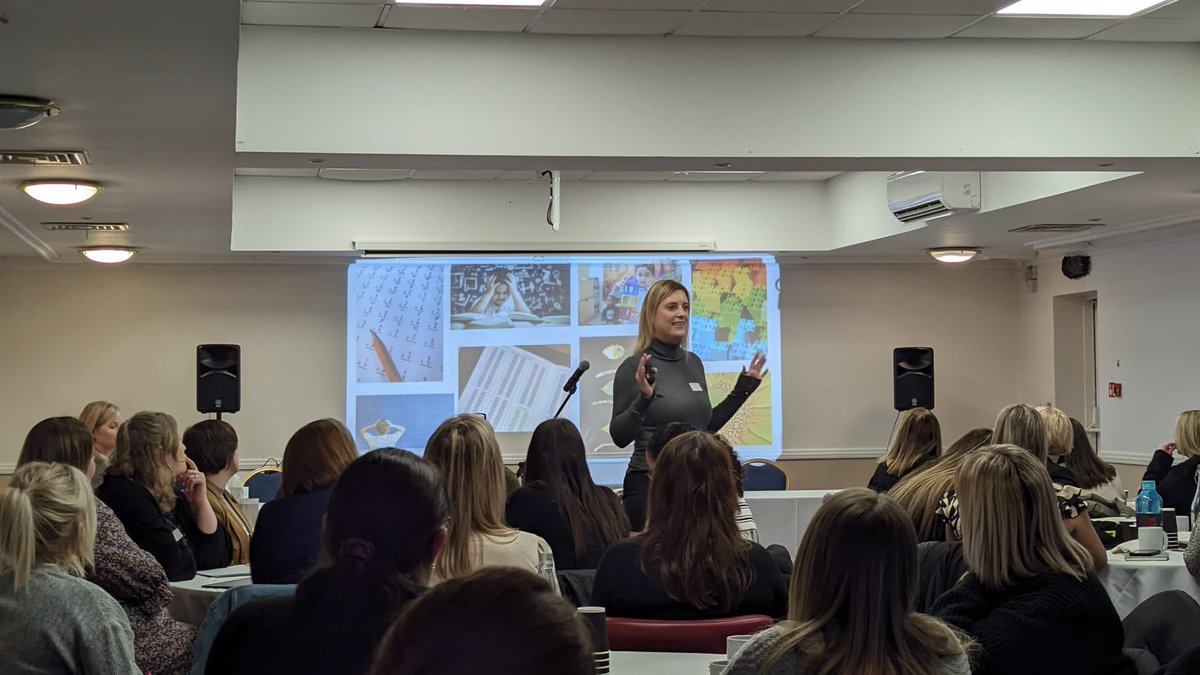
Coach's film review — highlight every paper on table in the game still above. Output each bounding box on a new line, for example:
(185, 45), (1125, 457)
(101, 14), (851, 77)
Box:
(197, 564), (251, 578)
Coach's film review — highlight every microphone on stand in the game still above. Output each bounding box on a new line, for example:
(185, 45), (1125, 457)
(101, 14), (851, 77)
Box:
(555, 361), (590, 418)
(562, 360), (590, 394)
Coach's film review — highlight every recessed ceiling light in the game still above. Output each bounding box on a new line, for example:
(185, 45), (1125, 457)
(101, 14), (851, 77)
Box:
(998, 0), (1175, 17)
(21, 180), (101, 205)
(393, 0), (544, 5)
(80, 247), (137, 264)
(0, 96), (60, 130)
(929, 248), (980, 263)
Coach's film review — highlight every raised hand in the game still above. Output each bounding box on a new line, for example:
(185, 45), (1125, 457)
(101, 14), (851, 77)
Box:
(742, 350), (768, 380)
(179, 458), (207, 503)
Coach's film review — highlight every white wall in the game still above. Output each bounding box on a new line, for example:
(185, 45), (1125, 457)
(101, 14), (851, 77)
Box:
(1016, 233), (1200, 459)
(0, 261), (1022, 472)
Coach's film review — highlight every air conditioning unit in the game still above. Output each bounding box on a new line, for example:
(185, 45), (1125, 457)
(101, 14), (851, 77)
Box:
(887, 171), (981, 223)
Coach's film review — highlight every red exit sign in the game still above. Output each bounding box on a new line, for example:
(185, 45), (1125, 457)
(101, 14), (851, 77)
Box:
(1108, 382), (1122, 398)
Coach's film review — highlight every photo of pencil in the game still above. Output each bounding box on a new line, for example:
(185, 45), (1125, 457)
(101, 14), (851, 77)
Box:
(370, 329), (404, 383)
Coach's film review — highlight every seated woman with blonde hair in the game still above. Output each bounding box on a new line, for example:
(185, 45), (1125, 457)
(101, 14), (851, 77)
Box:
(425, 414), (555, 585)
(868, 407), (942, 493)
(0, 462), (140, 674)
(889, 427), (991, 543)
(79, 400), (122, 486)
(1142, 410), (1200, 514)
(727, 488), (969, 675)
(932, 444), (1133, 675)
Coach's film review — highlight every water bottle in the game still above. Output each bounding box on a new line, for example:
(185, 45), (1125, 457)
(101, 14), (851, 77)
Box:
(1136, 480), (1163, 528)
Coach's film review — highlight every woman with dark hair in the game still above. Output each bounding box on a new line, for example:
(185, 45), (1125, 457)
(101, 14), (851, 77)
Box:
(251, 418), (359, 583)
(592, 431), (787, 620)
(367, 567), (592, 675)
(98, 412), (225, 580)
(184, 420), (250, 566)
(207, 448), (448, 675)
(505, 419), (629, 570)
(19, 417), (195, 674)
(610, 279), (767, 530)
(726, 489), (969, 675)
(1063, 418), (1129, 517)
(869, 407), (943, 493)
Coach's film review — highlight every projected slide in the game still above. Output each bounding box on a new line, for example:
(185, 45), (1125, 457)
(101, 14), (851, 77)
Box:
(347, 255), (782, 460)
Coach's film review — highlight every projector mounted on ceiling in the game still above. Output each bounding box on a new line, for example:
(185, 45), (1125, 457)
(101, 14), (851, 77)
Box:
(887, 171), (981, 223)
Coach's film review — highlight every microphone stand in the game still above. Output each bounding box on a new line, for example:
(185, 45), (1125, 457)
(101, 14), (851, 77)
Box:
(554, 382), (577, 419)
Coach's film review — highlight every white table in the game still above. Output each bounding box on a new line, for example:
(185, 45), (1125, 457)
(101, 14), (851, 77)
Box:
(1099, 550), (1200, 618)
(168, 564), (251, 626)
(743, 490), (831, 554)
(610, 651), (720, 674)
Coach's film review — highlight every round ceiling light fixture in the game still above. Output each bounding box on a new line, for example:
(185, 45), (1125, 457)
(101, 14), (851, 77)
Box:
(21, 180), (102, 205)
(928, 248), (980, 263)
(0, 95), (60, 130)
(80, 247), (137, 264)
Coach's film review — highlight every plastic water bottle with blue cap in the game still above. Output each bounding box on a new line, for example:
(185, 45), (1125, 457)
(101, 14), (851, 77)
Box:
(1136, 480), (1163, 528)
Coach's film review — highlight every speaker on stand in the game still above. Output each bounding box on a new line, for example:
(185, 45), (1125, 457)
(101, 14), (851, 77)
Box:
(197, 344), (240, 419)
(894, 347), (934, 411)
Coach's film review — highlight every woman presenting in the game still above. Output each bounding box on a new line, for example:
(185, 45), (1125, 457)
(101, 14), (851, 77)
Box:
(610, 280), (766, 531)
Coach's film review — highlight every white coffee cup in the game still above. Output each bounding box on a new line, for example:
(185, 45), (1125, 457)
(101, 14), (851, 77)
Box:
(726, 635), (754, 660)
(709, 660), (729, 675)
(1178, 515), (1191, 534)
(1137, 526), (1167, 553)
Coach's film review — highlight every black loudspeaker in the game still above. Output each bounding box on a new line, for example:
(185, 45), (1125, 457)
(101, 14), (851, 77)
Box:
(1062, 255), (1091, 280)
(894, 347), (934, 411)
(197, 344), (240, 414)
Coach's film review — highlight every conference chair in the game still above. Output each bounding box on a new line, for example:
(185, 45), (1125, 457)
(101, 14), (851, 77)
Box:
(189, 583), (297, 675)
(607, 615), (774, 654)
(742, 459), (789, 491)
(242, 466), (283, 502)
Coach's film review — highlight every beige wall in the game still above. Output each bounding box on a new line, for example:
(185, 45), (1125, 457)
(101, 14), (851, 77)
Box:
(0, 261), (1024, 489)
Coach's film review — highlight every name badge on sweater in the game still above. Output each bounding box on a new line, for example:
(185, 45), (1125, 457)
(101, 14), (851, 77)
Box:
(171, 528), (184, 542)
(689, 382), (703, 392)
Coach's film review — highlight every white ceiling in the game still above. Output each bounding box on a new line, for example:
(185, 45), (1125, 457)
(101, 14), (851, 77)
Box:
(233, 168), (844, 182)
(241, 0), (1200, 41)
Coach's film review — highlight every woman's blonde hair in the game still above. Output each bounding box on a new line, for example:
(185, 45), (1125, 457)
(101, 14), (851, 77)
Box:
(1174, 411), (1200, 459)
(0, 462), (97, 591)
(883, 408), (942, 476)
(956, 444), (1091, 590)
(109, 411), (180, 512)
(634, 280), (689, 354)
(79, 401), (120, 436)
(1036, 406), (1073, 459)
(281, 419), (359, 497)
(764, 488), (966, 675)
(991, 404), (1048, 462)
(424, 414), (511, 580)
(889, 427), (991, 542)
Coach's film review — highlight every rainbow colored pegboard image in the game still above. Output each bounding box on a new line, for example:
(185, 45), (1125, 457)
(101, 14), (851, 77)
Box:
(690, 258), (769, 362)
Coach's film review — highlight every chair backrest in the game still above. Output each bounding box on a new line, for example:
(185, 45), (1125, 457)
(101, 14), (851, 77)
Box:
(189, 583), (297, 675)
(742, 460), (789, 491)
(607, 615), (774, 654)
(556, 569), (597, 608)
(243, 466), (283, 502)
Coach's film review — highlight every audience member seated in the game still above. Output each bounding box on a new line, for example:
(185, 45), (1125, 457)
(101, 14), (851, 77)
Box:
(647, 422), (759, 542)
(250, 418), (358, 584)
(931, 444), (1134, 675)
(98, 412), (225, 580)
(18, 417), (195, 674)
(0, 462), (140, 674)
(592, 431), (787, 620)
(727, 488), (969, 675)
(1141, 410), (1200, 514)
(1038, 405), (1081, 485)
(426, 414), (555, 584)
(367, 567), (593, 675)
(505, 418), (629, 570)
(939, 404), (1108, 571)
(207, 448), (447, 675)
(79, 400), (122, 487)
(889, 427), (991, 542)
(1064, 417), (1130, 517)
(868, 407), (942, 493)
(184, 420), (251, 565)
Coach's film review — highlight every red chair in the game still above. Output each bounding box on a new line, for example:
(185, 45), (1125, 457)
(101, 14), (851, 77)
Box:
(607, 615), (774, 654)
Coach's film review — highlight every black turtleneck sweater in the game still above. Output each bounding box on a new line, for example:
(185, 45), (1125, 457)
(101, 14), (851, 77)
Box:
(610, 339), (759, 471)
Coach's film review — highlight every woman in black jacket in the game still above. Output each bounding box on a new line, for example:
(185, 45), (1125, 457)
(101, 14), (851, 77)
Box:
(1141, 410), (1200, 514)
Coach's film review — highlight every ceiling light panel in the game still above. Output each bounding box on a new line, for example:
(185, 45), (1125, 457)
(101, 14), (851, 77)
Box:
(997, 0), (1176, 17)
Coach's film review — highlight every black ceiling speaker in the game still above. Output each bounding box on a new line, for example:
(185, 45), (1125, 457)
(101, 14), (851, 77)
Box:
(1062, 255), (1091, 280)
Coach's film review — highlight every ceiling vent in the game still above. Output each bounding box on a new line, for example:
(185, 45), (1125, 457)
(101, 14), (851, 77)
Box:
(1008, 223), (1102, 233)
(42, 222), (129, 232)
(0, 150), (89, 166)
